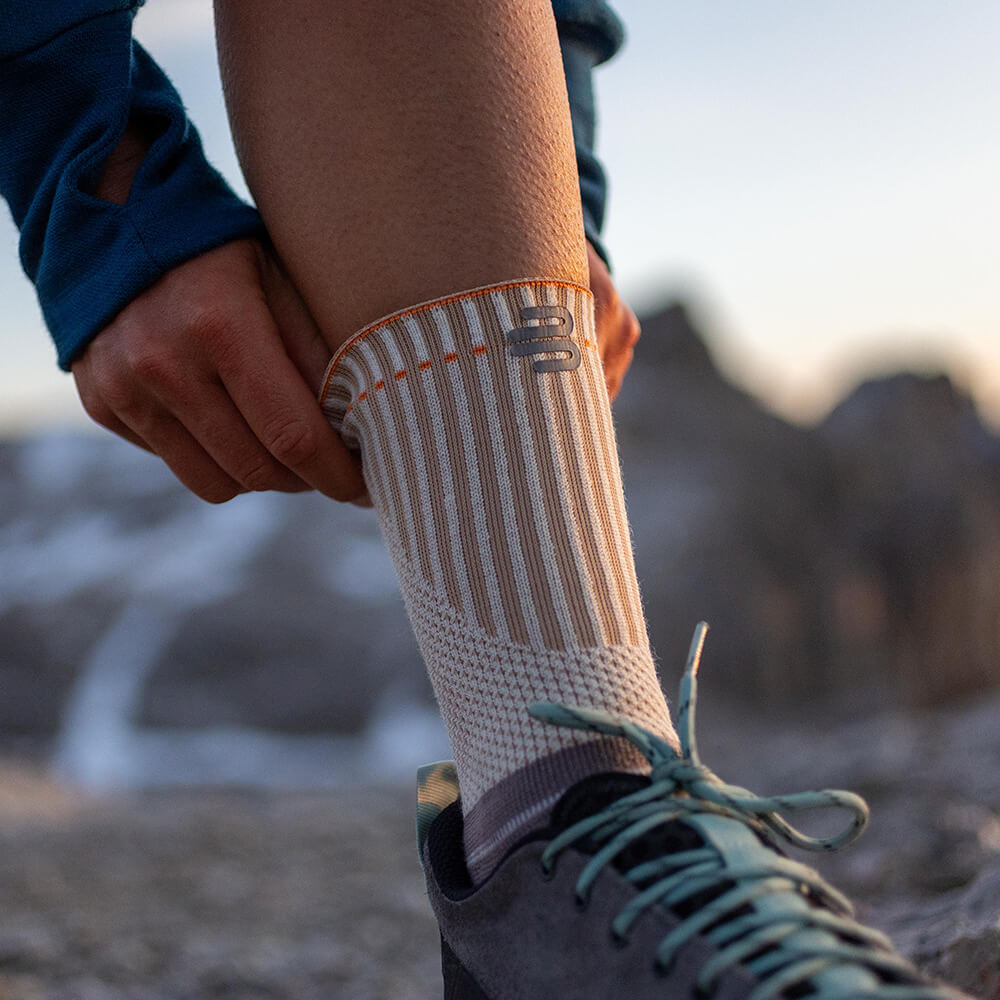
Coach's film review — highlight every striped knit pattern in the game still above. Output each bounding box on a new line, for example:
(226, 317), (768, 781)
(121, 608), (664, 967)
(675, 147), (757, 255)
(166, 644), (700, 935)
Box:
(320, 280), (676, 880)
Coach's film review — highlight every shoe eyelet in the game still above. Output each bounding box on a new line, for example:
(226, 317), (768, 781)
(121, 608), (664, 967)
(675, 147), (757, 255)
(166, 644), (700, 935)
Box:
(573, 894), (588, 913)
(540, 861), (556, 882)
(610, 931), (629, 950)
(653, 960), (673, 979)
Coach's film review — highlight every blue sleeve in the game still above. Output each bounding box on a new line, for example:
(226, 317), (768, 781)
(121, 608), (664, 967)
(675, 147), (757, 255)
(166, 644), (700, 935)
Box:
(553, 0), (625, 270)
(0, 2), (265, 370)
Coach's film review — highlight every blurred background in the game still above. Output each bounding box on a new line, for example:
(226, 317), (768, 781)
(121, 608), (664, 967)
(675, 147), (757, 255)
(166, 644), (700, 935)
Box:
(1, 2), (998, 997)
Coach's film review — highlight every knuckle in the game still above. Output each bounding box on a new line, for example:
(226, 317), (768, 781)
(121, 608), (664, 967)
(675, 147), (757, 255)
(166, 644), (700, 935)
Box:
(129, 347), (178, 390)
(238, 458), (281, 492)
(185, 302), (240, 354)
(265, 417), (320, 468)
(96, 371), (141, 416)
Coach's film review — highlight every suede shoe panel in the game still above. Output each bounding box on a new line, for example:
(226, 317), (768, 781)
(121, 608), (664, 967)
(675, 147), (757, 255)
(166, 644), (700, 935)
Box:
(425, 832), (758, 1000)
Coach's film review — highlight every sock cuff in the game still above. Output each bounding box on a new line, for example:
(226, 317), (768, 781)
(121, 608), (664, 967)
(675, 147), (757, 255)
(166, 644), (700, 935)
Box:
(318, 278), (595, 427)
(462, 739), (649, 881)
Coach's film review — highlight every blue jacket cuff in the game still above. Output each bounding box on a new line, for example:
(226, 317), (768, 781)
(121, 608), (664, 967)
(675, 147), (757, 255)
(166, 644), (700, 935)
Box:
(0, 7), (265, 370)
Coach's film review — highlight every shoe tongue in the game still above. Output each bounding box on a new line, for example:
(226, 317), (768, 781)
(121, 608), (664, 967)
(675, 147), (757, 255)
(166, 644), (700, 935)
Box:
(551, 771), (651, 831)
(550, 772), (706, 872)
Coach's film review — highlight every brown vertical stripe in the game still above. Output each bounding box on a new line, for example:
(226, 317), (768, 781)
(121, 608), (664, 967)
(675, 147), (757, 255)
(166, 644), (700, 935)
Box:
(564, 316), (635, 646)
(576, 308), (645, 646)
(363, 334), (436, 588)
(554, 290), (630, 642)
(347, 349), (414, 568)
(484, 287), (564, 652)
(540, 348), (619, 646)
(512, 288), (598, 649)
(322, 368), (357, 436)
(415, 308), (499, 637)
(389, 317), (466, 614)
(348, 405), (391, 525)
(445, 296), (532, 648)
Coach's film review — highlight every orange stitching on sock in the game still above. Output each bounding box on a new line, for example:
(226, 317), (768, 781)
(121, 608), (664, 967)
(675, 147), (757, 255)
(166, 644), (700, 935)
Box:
(319, 279), (594, 404)
(343, 336), (594, 413)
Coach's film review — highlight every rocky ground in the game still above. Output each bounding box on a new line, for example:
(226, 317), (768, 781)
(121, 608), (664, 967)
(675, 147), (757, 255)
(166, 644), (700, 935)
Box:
(0, 779), (440, 1000)
(2, 686), (999, 999)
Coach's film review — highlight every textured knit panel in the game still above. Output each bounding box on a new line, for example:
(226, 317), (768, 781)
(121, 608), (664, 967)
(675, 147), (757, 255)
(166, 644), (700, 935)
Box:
(321, 280), (675, 875)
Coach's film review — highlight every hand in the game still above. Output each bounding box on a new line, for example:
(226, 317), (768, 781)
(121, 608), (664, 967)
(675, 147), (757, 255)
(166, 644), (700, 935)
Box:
(72, 238), (365, 503)
(587, 241), (640, 403)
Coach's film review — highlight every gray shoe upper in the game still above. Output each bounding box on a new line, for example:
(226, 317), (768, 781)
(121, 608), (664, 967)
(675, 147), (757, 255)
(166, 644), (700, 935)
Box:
(417, 625), (974, 1000)
(425, 801), (760, 1000)
(422, 788), (972, 1000)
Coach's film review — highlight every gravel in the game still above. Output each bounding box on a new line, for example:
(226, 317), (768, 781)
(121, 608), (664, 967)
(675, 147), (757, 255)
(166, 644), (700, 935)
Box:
(0, 776), (439, 1000)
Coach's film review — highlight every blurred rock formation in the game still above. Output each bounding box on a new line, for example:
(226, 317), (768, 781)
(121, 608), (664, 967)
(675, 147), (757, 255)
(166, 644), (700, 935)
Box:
(618, 302), (1000, 710)
(1, 300), (999, 751)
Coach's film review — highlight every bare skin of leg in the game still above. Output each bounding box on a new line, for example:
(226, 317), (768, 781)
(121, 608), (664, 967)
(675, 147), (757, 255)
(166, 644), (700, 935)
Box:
(213, 0), (589, 355)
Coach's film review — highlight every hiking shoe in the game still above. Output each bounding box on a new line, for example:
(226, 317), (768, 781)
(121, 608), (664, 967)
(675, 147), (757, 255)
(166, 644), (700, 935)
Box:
(416, 624), (973, 999)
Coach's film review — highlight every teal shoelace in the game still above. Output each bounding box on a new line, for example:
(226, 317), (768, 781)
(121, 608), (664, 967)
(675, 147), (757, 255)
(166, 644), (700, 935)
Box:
(529, 623), (963, 1000)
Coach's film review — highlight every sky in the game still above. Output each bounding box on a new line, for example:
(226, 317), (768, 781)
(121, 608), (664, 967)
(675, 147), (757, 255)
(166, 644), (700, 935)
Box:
(1, 0), (997, 432)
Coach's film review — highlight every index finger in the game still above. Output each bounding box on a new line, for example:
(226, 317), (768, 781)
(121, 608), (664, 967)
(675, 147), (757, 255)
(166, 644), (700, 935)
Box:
(216, 319), (366, 502)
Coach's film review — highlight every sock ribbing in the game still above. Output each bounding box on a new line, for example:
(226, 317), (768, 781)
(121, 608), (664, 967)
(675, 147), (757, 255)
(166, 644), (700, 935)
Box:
(321, 280), (676, 879)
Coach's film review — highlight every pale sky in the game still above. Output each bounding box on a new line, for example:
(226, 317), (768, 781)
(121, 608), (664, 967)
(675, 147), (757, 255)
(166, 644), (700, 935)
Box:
(1, 0), (997, 432)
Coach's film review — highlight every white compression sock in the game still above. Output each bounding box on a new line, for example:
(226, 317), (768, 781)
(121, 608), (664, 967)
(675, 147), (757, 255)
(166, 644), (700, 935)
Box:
(321, 279), (677, 881)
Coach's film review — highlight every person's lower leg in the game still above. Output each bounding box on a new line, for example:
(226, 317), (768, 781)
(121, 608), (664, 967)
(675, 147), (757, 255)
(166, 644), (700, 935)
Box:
(215, 0), (677, 879)
(215, 0), (588, 348)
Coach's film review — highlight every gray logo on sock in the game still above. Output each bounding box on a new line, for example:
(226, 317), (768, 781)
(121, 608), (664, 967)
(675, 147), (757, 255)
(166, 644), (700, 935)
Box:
(506, 306), (581, 373)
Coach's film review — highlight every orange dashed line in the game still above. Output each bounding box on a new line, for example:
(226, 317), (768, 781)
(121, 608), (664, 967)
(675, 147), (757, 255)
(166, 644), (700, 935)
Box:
(318, 279), (592, 404)
(342, 333), (589, 412)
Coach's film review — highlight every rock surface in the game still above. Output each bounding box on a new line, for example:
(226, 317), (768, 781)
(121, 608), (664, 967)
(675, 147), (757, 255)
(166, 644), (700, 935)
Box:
(870, 863), (1000, 1000)
(616, 303), (1000, 709)
(0, 780), (439, 1000)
